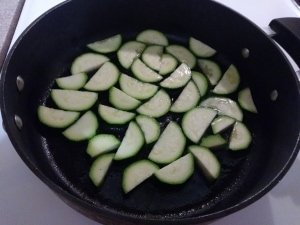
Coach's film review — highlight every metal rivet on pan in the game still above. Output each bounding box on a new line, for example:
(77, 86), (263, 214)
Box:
(241, 48), (250, 58)
(270, 90), (278, 101)
(14, 115), (23, 130)
(16, 76), (25, 92)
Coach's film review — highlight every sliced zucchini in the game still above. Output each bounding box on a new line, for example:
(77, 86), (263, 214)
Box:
(98, 104), (135, 125)
(229, 122), (252, 151)
(137, 90), (171, 118)
(119, 74), (158, 100)
(89, 153), (114, 186)
(170, 81), (200, 113)
(189, 146), (220, 181)
(155, 154), (194, 185)
(114, 121), (144, 160)
(117, 41), (146, 69)
(148, 121), (186, 164)
(62, 111), (98, 141)
(136, 29), (168, 46)
(182, 107), (217, 143)
(192, 71), (208, 97)
(238, 88), (258, 113)
(71, 53), (109, 74)
(141, 45), (163, 71)
(160, 63), (191, 89)
(166, 45), (196, 68)
(87, 34), (122, 53)
(123, 160), (159, 193)
(37, 106), (80, 128)
(189, 37), (216, 58)
(131, 58), (162, 82)
(56, 73), (88, 90)
(51, 89), (98, 111)
(200, 97), (243, 121)
(211, 115), (235, 134)
(198, 59), (222, 85)
(200, 134), (226, 148)
(109, 87), (141, 110)
(136, 115), (160, 144)
(213, 64), (240, 94)
(84, 62), (119, 91)
(87, 134), (120, 158)
(159, 53), (178, 75)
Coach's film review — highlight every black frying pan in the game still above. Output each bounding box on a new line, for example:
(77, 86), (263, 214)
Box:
(1, 0), (300, 224)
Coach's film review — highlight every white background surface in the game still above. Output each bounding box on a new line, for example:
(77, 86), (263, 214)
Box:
(1, 0), (300, 224)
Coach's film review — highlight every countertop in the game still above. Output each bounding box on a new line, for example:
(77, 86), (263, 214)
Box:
(1, 0), (300, 225)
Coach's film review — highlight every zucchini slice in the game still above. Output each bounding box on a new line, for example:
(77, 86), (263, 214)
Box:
(211, 115), (235, 134)
(37, 106), (80, 128)
(137, 90), (171, 118)
(87, 34), (122, 53)
(136, 115), (160, 144)
(160, 63), (191, 89)
(123, 160), (159, 193)
(155, 154), (194, 185)
(166, 45), (196, 68)
(189, 37), (216, 58)
(136, 29), (168, 46)
(62, 111), (98, 141)
(114, 121), (144, 160)
(159, 53), (178, 75)
(109, 87), (141, 110)
(89, 153), (114, 186)
(87, 134), (120, 158)
(200, 97), (243, 121)
(213, 64), (240, 94)
(238, 88), (258, 113)
(56, 73), (88, 90)
(51, 89), (98, 111)
(119, 74), (158, 100)
(84, 62), (119, 91)
(192, 71), (208, 97)
(182, 107), (217, 143)
(148, 121), (186, 164)
(198, 59), (222, 85)
(141, 45), (163, 71)
(170, 81), (200, 113)
(131, 58), (163, 83)
(189, 146), (220, 181)
(229, 122), (252, 151)
(200, 134), (226, 148)
(98, 104), (135, 125)
(71, 53), (109, 74)
(117, 41), (146, 69)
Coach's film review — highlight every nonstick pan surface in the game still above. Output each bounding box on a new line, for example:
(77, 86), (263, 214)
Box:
(1, 0), (300, 224)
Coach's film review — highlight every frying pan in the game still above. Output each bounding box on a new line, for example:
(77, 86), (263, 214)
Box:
(1, 0), (300, 224)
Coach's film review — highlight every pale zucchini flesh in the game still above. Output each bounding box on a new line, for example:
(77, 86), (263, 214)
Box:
(71, 53), (109, 74)
(198, 59), (222, 85)
(166, 45), (196, 68)
(191, 71), (208, 97)
(229, 122), (252, 151)
(84, 62), (119, 91)
(117, 41), (146, 69)
(98, 104), (135, 125)
(211, 116), (235, 134)
(122, 160), (159, 193)
(56, 73), (88, 90)
(109, 87), (141, 110)
(189, 37), (216, 58)
(213, 64), (240, 94)
(155, 154), (194, 185)
(136, 29), (168, 46)
(62, 111), (98, 141)
(141, 45), (163, 71)
(38, 106), (80, 128)
(238, 88), (258, 113)
(200, 134), (226, 148)
(114, 121), (144, 160)
(119, 74), (158, 100)
(148, 121), (186, 164)
(87, 34), (122, 53)
(137, 90), (171, 118)
(131, 58), (162, 83)
(89, 153), (114, 186)
(136, 115), (160, 144)
(159, 53), (178, 75)
(51, 89), (98, 111)
(87, 134), (120, 158)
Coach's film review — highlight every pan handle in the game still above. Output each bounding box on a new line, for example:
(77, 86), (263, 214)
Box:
(269, 17), (300, 69)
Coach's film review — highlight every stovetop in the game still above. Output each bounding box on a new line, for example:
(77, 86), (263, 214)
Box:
(0, 0), (300, 224)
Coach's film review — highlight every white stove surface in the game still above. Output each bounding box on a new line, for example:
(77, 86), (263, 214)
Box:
(1, 0), (300, 224)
